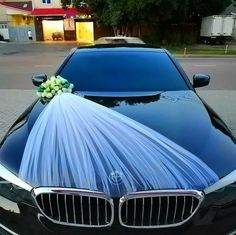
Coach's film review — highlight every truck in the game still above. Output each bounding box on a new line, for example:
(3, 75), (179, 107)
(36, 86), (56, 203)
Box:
(200, 15), (235, 44)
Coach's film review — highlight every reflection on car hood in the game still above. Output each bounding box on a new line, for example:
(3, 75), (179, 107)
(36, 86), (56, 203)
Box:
(84, 90), (236, 178)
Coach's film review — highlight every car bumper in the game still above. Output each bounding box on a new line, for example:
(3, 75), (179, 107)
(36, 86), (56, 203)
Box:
(1, 184), (236, 235)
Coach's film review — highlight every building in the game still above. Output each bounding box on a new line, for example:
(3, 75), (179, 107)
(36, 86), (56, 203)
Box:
(0, 3), (9, 40)
(0, 0), (111, 42)
(0, 1), (34, 41)
(31, 0), (94, 42)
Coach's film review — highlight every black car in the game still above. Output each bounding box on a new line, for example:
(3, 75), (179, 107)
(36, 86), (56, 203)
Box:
(0, 44), (236, 235)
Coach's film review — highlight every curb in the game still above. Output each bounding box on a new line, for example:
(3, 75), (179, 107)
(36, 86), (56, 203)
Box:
(174, 54), (236, 58)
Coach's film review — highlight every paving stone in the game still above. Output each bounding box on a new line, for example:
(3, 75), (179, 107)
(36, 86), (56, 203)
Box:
(0, 90), (35, 140)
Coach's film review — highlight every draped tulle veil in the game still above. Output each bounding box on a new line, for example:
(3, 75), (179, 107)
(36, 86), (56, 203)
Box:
(19, 93), (218, 196)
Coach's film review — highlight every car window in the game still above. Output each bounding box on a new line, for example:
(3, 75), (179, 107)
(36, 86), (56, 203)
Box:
(95, 38), (106, 44)
(106, 38), (126, 44)
(59, 50), (189, 92)
(126, 38), (145, 44)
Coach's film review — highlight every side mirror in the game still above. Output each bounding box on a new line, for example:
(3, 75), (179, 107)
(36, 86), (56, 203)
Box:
(193, 74), (210, 88)
(32, 74), (47, 87)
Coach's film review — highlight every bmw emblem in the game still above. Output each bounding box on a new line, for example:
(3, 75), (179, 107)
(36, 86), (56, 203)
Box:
(109, 171), (123, 185)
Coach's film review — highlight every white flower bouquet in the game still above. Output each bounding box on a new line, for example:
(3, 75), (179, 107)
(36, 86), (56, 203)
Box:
(37, 76), (74, 99)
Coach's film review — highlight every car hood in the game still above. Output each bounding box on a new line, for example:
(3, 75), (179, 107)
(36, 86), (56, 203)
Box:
(0, 90), (236, 187)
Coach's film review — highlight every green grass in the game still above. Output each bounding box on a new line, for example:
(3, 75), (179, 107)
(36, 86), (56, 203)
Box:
(164, 45), (236, 56)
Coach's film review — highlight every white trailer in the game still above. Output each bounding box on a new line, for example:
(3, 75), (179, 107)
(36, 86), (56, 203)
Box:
(200, 15), (234, 44)
(222, 16), (235, 36)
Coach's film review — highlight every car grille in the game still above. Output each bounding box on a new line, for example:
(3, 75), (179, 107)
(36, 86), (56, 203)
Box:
(119, 190), (204, 228)
(33, 188), (114, 227)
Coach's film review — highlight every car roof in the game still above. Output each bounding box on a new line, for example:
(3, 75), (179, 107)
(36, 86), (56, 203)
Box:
(97, 36), (142, 39)
(76, 43), (164, 53)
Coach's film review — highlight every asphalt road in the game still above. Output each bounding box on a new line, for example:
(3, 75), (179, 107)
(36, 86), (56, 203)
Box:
(180, 57), (236, 90)
(0, 42), (236, 90)
(0, 42), (71, 89)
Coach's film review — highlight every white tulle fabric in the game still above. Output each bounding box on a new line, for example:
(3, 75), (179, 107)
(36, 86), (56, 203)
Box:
(19, 93), (218, 196)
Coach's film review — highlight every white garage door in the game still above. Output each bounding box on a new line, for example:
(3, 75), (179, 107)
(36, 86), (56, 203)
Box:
(0, 24), (9, 40)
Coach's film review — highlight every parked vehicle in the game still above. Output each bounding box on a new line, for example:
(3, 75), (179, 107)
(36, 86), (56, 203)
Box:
(0, 44), (236, 235)
(200, 15), (234, 44)
(52, 32), (63, 41)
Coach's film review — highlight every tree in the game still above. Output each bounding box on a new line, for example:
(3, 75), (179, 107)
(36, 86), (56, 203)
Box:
(60, 0), (178, 35)
(172, 0), (232, 24)
(60, 0), (232, 40)
(61, 0), (232, 25)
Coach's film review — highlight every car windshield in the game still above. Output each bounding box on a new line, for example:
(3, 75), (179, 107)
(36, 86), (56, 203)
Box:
(106, 38), (126, 43)
(59, 49), (189, 92)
